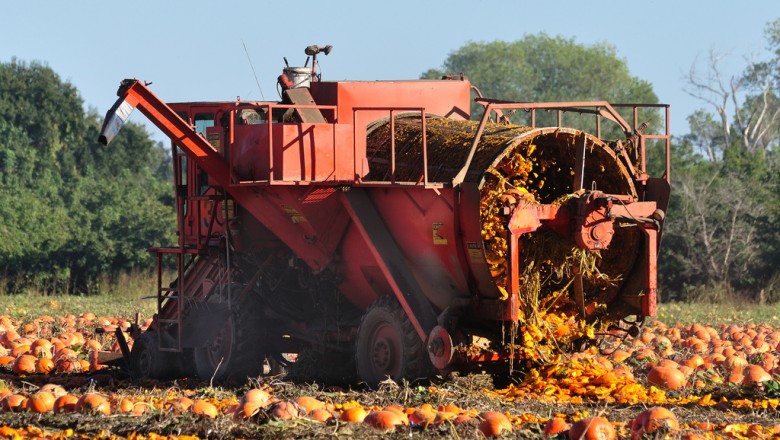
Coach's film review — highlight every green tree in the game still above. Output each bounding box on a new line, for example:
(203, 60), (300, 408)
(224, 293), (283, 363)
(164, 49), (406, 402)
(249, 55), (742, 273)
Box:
(421, 35), (659, 135)
(663, 19), (780, 301)
(0, 59), (174, 294)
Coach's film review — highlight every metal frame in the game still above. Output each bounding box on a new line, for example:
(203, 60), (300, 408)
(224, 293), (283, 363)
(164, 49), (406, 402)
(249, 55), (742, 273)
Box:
(453, 99), (670, 186)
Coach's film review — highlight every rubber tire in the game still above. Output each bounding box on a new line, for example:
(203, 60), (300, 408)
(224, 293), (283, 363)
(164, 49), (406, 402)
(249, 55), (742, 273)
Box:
(192, 297), (267, 383)
(129, 332), (179, 379)
(355, 297), (433, 388)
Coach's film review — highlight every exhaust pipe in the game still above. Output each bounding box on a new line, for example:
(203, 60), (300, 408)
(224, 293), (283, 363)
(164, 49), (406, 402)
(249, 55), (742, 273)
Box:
(98, 98), (135, 145)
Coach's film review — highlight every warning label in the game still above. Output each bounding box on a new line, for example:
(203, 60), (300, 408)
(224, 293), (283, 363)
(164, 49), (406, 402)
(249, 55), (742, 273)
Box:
(432, 222), (448, 245)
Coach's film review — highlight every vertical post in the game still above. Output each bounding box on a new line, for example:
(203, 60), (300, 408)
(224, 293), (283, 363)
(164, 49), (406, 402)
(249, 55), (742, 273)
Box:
(596, 113), (601, 139)
(224, 191), (232, 310)
(665, 105), (671, 184)
(557, 110), (562, 127)
(267, 105), (274, 183)
(390, 110), (396, 183)
(422, 109), (428, 187)
(642, 228), (658, 317)
(227, 109), (235, 184)
(573, 135), (586, 192)
(156, 252), (163, 317)
(530, 109), (536, 128)
(506, 228), (520, 321)
(176, 251), (183, 351)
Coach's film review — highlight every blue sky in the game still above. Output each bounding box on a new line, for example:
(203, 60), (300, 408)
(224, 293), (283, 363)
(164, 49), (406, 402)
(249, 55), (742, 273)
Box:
(3, 1), (779, 141)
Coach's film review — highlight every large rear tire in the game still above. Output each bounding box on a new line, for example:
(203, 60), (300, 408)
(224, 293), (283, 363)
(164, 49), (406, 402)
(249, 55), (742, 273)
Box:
(193, 297), (267, 382)
(355, 297), (433, 387)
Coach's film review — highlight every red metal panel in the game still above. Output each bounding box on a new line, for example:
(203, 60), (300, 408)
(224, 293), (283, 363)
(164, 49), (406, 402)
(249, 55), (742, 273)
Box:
(311, 80), (471, 124)
(369, 187), (470, 311)
(113, 80), (334, 271)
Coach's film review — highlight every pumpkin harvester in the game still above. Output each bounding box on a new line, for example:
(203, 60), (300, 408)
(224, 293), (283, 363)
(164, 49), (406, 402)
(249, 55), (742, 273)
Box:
(99, 45), (670, 385)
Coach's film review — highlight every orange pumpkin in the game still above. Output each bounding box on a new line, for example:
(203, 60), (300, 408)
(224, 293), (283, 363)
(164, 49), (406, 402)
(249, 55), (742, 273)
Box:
(12, 354), (37, 375)
(438, 403), (462, 415)
(478, 412), (513, 437)
(568, 417), (616, 440)
(232, 401), (263, 420)
(610, 350), (632, 364)
(39, 384), (67, 398)
(132, 402), (147, 415)
(36, 358), (55, 374)
(53, 395), (79, 413)
(10, 344), (31, 357)
(1, 394), (27, 412)
(269, 400), (300, 420)
(544, 417), (570, 436)
(243, 388), (272, 407)
(77, 393), (111, 416)
(309, 408), (335, 422)
(118, 398), (135, 413)
(630, 407), (679, 440)
(170, 396), (194, 414)
(28, 391), (55, 413)
(295, 396), (324, 413)
(742, 365), (772, 387)
(55, 356), (81, 373)
(364, 410), (405, 431)
(647, 366), (687, 390)
(381, 405), (409, 425)
(192, 400), (218, 418)
(340, 406), (368, 423)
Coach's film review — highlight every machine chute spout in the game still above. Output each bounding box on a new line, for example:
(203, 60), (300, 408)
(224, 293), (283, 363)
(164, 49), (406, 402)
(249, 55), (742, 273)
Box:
(99, 98), (135, 146)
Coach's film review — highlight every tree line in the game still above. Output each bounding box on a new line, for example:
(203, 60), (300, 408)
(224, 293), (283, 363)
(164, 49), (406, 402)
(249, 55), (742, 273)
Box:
(0, 59), (175, 294)
(1, 24), (778, 300)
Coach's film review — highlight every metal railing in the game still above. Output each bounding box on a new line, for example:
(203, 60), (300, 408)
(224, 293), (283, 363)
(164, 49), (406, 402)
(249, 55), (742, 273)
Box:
(222, 102), (337, 186)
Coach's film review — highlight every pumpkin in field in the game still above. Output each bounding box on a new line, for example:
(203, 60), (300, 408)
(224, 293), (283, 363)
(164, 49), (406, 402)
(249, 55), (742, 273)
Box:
(243, 388), (272, 407)
(364, 410), (406, 431)
(28, 391), (55, 413)
(192, 400), (218, 418)
(55, 356), (81, 373)
(232, 401), (264, 420)
(568, 416), (616, 440)
(408, 405), (436, 427)
(12, 354), (37, 375)
(36, 357), (55, 374)
(647, 366), (687, 390)
(77, 393), (111, 416)
(118, 398), (135, 414)
(169, 396), (194, 414)
(39, 384), (67, 398)
(269, 401), (300, 420)
(478, 411), (513, 437)
(383, 405), (409, 425)
(630, 407), (679, 440)
(295, 396), (324, 413)
(309, 408), (334, 422)
(340, 406), (368, 423)
(1, 394), (27, 412)
(53, 395), (79, 413)
(544, 417), (570, 436)
(742, 365), (772, 387)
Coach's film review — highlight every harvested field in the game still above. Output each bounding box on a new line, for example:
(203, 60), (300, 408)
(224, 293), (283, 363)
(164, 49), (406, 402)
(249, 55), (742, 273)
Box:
(1, 306), (779, 439)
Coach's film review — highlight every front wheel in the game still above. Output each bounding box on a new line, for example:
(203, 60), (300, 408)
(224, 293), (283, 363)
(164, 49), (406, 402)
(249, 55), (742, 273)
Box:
(355, 297), (433, 387)
(129, 332), (180, 379)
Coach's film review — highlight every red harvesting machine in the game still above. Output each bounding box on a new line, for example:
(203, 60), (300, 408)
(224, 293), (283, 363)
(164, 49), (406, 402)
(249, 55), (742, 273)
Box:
(100, 45), (670, 385)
